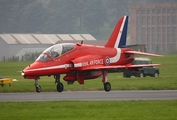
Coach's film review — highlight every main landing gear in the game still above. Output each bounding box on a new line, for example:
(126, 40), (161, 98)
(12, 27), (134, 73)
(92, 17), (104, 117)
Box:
(102, 70), (111, 92)
(54, 74), (64, 92)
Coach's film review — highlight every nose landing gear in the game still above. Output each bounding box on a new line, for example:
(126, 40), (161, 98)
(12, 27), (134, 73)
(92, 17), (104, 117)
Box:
(36, 85), (41, 93)
(34, 78), (41, 93)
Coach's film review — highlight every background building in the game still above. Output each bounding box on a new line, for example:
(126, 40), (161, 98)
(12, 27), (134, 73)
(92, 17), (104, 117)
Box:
(0, 34), (99, 61)
(130, 2), (177, 54)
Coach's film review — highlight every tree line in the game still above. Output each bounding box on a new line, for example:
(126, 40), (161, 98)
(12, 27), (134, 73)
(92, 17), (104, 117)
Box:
(0, 0), (176, 35)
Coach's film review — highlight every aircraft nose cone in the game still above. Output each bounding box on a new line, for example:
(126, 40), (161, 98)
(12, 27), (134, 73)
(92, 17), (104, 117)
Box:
(21, 62), (39, 78)
(21, 70), (24, 76)
(21, 70), (28, 79)
(21, 65), (40, 79)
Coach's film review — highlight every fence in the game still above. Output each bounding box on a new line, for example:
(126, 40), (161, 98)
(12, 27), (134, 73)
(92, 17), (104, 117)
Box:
(1, 52), (41, 62)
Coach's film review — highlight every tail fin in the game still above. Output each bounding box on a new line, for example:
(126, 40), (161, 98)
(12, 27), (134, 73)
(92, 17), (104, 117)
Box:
(105, 16), (128, 48)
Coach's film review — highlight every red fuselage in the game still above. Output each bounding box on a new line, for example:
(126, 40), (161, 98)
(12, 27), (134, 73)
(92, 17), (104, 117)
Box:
(22, 43), (134, 80)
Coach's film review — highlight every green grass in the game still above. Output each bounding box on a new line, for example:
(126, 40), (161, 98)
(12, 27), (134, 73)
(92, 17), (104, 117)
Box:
(0, 100), (177, 120)
(0, 54), (177, 92)
(1, 55), (177, 120)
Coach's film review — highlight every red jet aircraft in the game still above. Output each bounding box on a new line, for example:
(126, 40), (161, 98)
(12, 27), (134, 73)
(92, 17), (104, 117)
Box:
(22, 16), (162, 93)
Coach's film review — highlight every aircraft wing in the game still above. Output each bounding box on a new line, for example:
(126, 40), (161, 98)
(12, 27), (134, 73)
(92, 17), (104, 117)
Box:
(80, 64), (161, 71)
(124, 51), (163, 57)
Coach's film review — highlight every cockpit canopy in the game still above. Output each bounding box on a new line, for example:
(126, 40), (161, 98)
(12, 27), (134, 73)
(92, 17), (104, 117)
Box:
(36, 43), (75, 62)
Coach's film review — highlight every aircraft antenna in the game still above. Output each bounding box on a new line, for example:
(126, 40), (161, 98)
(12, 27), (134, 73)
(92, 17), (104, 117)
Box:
(81, 40), (83, 44)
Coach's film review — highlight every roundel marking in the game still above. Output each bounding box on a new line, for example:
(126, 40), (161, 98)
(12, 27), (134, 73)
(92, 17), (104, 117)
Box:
(105, 57), (110, 66)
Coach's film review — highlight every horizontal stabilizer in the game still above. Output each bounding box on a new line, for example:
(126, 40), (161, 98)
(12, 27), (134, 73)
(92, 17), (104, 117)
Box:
(126, 64), (161, 68)
(124, 51), (163, 57)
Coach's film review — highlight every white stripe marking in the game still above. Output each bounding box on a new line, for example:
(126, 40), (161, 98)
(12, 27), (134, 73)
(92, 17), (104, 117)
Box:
(24, 64), (68, 72)
(74, 63), (82, 67)
(24, 63), (83, 72)
(114, 16), (127, 48)
(110, 48), (121, 63)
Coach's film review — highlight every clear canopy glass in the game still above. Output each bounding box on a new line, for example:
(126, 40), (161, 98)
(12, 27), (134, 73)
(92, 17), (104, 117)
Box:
(36, 43), (75, 62)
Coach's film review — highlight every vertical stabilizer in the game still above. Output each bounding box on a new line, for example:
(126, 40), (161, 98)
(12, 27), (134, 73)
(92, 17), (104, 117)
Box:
(104, 16), (128, 48)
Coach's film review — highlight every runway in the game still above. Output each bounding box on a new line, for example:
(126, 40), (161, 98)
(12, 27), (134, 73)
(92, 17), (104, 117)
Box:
(0, 90), (177, 102)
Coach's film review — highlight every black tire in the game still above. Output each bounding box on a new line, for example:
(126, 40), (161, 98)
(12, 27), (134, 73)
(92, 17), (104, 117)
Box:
(153, 71), (159, 77)
(104, 82), (111, 92)
(139, 71), (145, 78)
(57, 83), (64, 92)
(36, 85), (41, 93)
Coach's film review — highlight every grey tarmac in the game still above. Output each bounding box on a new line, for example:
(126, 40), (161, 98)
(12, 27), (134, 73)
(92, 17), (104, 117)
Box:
(0, 90), (177, 102)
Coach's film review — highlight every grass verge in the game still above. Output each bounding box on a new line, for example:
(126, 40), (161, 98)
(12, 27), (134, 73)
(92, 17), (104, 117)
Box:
(0, 54), (177, 92)
(0, 100), (177, 120)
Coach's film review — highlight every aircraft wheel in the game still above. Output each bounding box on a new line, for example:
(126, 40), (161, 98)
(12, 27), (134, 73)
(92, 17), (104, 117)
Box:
(36, 85), (41, 93)
(104, 82), (111, 92)
(57, 83), (64, 92)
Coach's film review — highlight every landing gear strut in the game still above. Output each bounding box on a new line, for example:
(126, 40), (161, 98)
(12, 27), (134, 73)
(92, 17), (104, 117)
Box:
(54, 74), (64, 92)
(34, 78), (41, 93)
(102, 70), (111, 92)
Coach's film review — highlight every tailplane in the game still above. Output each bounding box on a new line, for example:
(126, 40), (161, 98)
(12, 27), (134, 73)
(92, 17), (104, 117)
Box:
(105, 16), (128, 48)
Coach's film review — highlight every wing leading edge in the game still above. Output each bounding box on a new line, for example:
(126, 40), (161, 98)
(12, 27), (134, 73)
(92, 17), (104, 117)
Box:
(79, 64), (161, 71)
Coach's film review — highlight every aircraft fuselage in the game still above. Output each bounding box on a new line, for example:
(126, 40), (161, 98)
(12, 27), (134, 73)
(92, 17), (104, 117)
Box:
(22, 43), (134, 79)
